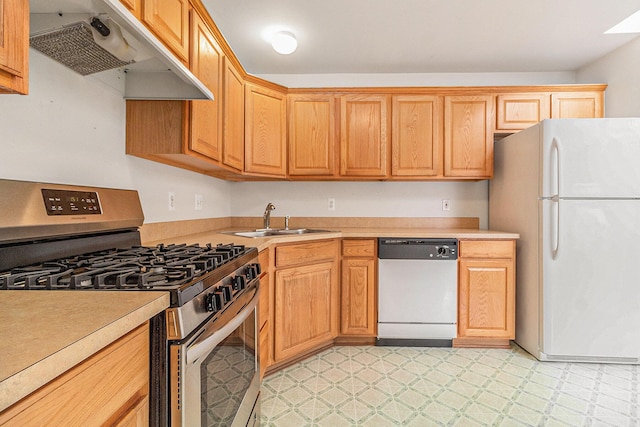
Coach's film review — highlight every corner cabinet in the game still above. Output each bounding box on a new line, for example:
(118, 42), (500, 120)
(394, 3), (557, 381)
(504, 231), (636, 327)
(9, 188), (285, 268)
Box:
(454, 240), (516, 349)
(0, 324), (150, 426)
(444, 95), (494, 179)
(221, 58), (245, 172)
(340, 94), (390, 178)
(339, 239), (377, 341)
(551, 91), (604, 119)
(0, 0), (28, 95)
(245, 83), (287, 177)
(271, 240), (339, 366)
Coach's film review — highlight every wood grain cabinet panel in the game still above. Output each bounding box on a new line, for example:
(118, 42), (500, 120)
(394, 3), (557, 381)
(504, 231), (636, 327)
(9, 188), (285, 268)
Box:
(340, 239), (377, 338)
(222, 58), (245, 172)
(551, 91), (604, 119)
(273, 261), (338, 362)
(495, 93), (550, 132)
(444, 95), (494, 178)
(189, 9), (223, 162)
(0, 324), (150, 426)
(340, 94), (390, 177)
(0, 0), (28, 94)
(245, 83), (287, 177)
(142, 0), (190, 63)
(119, 0), (141, 18)
(455, 240), (515, 348)
(288, 94), (337, 176)
(391, 95), (443, 177)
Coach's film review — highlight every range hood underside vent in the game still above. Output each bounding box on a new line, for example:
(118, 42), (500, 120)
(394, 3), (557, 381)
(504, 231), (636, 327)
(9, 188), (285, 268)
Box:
(30, 22), (133, 76)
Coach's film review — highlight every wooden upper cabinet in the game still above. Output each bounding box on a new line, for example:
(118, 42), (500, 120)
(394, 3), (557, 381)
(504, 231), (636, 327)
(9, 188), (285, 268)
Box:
(0, 0), (28, 94)
(288, 94), (337, 177)
(119, 0), (142, 18)
(245, 83), (287, 177)
(340, 95), (390, 177)
(551, 91), (604, 118)
(222, 58), (245, 172)
(391, 95), (443, 177)
(495, 93), (550, 132)
(142, 0), (190, 63)
(189, 9), (223, 162)
(444, 95), (494, 178)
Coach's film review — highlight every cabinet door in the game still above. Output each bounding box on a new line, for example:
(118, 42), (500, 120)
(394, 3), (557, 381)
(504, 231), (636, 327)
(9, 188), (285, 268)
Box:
(444, 95), (494, 178)
(142, 0), (189, 62)
(458, 258), (515, 339)
(288, 94), (337, 176)
(551, 91), (604, 118)
(273, 262), (338, 362)
(391, 95), (443, 177)
(340, 94), (389, 177)
(495, 93), (550, 132)
(245, 83), (287, 177)
(119, 0), (141, 18)
(0, 0), (28, 94)
(341, 258), (376, 336)
(189, 10), (223, 161)
(222, 58), (245, 171)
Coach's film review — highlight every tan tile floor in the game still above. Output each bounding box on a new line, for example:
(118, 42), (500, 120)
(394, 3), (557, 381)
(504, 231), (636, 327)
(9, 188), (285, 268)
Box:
(260, 344), (639, 426)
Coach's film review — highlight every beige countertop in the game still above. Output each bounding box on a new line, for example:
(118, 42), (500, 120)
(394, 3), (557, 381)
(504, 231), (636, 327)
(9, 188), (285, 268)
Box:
(143, 227), (519, 249)
(0, 291), (169, 412)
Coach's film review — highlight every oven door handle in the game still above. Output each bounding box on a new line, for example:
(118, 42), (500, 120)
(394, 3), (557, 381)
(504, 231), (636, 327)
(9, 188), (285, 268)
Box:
(185, 292), (258, 366)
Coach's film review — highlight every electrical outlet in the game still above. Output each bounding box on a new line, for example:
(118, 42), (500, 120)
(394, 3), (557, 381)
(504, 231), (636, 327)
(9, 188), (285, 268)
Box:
(195, 194), (203, 210)
(328, 198), (336, 211)
(168, 192), (176, 211)
(442, 199), (450, 211)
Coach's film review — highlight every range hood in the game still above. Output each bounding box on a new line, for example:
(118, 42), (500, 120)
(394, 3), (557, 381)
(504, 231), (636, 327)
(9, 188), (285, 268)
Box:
(29, 0), (213, 100)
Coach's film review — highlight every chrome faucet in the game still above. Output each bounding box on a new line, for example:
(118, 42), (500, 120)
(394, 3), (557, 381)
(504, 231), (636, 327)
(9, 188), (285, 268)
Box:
(263, 202), (276, 229)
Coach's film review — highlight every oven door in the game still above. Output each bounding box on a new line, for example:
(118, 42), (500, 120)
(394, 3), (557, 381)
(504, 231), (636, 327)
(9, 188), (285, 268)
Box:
(170, 287), (260, 427)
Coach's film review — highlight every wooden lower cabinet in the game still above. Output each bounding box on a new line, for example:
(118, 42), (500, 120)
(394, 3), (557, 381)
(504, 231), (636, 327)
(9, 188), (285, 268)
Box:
(0, 324), (150, 426)
(340, 239), (377, 340)
(454, 240), (515, 348)
(271, 240), (339, 366)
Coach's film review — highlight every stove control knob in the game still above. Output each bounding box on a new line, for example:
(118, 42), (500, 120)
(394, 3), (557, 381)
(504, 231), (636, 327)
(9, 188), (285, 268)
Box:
(205, 291), (224, 312)
(232, 275), (246, 291)
(222, 284), (233, 302)
(247, 263), (261, 280)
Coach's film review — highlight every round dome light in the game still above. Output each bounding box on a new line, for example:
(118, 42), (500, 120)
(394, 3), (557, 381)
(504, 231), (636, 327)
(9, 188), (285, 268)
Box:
(271, 31), (297, 55)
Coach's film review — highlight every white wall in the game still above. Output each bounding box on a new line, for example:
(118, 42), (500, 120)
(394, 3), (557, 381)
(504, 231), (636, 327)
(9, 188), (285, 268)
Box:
(230, 180), (489, 228)
(0, 50), (232, 223)
(576, 36), (640, 117)
(258, 72), (576, 89)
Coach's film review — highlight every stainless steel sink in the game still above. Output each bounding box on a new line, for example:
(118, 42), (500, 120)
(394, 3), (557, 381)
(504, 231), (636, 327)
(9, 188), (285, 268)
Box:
(224, 228), (333, 238)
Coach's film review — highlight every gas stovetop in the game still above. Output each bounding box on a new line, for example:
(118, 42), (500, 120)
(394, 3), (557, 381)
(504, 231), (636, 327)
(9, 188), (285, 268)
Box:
(0, 243), (256, 303)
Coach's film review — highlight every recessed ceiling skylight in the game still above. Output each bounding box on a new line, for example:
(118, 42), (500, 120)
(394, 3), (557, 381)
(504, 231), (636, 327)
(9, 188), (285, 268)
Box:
(605, 9), (640, 33)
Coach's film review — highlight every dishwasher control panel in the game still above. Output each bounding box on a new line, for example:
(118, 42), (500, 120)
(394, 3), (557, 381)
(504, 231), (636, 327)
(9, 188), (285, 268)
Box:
(378, 238), (458, 260)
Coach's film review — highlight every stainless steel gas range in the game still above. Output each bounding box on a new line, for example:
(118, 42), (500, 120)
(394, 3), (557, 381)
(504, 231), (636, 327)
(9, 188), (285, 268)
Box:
(0, 179), (261, 427)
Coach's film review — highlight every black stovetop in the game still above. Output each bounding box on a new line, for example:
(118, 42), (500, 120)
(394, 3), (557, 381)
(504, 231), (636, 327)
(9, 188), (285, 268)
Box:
(0, 242), (252, 292)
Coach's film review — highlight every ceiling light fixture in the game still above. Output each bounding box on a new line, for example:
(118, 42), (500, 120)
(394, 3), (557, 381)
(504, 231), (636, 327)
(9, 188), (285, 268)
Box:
(271, 31), (297, 55)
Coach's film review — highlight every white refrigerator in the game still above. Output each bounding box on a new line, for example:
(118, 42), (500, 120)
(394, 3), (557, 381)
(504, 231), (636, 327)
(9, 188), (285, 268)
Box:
(490, 118), (640, 364)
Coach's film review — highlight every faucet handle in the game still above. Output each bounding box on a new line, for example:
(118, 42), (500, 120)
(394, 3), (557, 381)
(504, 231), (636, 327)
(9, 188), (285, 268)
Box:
(285, 215), (290, 230)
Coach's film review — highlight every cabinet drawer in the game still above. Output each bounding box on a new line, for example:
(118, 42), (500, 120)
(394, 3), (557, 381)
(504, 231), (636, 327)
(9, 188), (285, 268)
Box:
(459, 240), (514, 259)
(258, 249), (269, 276)
(275, 239), (338, 268)
(342, 239), (376, 257)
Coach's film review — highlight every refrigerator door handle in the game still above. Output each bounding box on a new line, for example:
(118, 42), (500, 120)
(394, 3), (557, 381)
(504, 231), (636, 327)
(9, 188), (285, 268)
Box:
(551, 137), (561, 198)
(551, 196), (560, 260)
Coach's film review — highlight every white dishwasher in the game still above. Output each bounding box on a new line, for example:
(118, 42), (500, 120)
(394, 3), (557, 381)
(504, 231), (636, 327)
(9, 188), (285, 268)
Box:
(377, 238), (458, 347)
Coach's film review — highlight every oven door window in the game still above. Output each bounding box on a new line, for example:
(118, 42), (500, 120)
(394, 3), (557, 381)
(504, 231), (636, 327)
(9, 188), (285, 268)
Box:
(202, 312), (258, 426)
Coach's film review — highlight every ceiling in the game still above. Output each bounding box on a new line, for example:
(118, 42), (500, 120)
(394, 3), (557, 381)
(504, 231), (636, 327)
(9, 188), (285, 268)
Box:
(202, 0), (640, 75)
